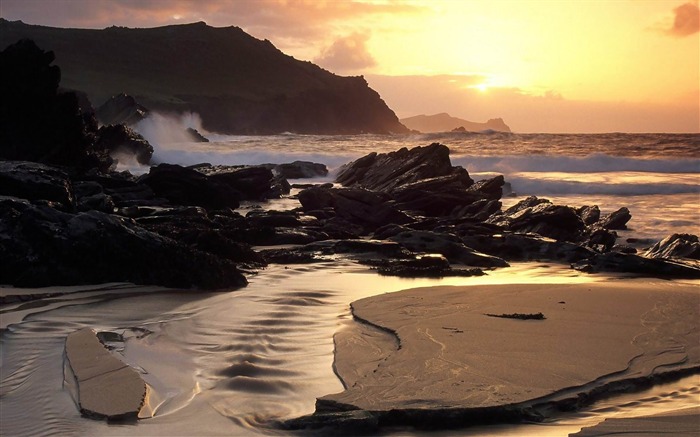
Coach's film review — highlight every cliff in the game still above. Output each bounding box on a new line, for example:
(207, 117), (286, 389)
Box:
(0, 19), (408, 135)
(401, 113), (511, 133)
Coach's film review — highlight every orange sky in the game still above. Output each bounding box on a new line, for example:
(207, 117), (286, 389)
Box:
(2, 0), (698, 132)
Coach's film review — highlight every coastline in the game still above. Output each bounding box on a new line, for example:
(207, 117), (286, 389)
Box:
(291, 280), (700, 432)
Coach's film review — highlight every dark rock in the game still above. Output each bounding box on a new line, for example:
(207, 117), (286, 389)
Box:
(198, 165), (290, 200)
(586, 227), (618, 253)
(298, 186), (412, 233)
(598, 207), (632, 230)
(0, 197), (248, 289)
(460, 232), (595, 263)
(453, 199), (502, 221)
(336, 143), (473, 192)
(388, 230), (509, 267)
(367, 254), (485, 278)
(140, 163), (241, 209)
(467, 175), (505, 200)
(485, 312), (546, 320)
(644, 234), (700, 260)
(245, 210), (319, 228)
(576, 205), (601, 226)
(271, 161), (328, 179)
(572, 252), (700, 278)
(186, 127), (209, 142)
(0, 161), (75, 209)
(94, 124), (154, 165)
(0, 39), (99, 168)
(489, 201), (585, 242)
(95, 93), (148, 126)
(502, 196), (550, 215)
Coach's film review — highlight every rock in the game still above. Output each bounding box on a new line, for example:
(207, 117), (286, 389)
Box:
(389, 230), (509, 267)
(0, 161), (75, 209)
(598, 207), (632, 230)
(298, 186), (412, 233)
(467, 175), (505, 200)
(0, 39), (99, 168)
(94, 124), (154, 165)
(644, 234), (700, 260)
(489, 201), (585, 242)
(460, 232), (596, 263)
(335, 143), (473, 192)
(65, 328), (146, 419)
(576, 205), (601, 226)
(572, 251), (700, 278)
(185, 127), (209, 142)
(140, 163), (241, 210)
(208, 166), (289, 200)
(271, 161), (328, 179)
(0, 196), (248, 289)
(95, 93), (148, 126)
(367, 254), (485, 278)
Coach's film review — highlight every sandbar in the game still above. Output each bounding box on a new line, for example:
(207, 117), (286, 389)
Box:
(317, 280), (700, 428)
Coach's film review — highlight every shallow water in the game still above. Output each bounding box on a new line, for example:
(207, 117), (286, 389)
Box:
(2, 262), (698, 436)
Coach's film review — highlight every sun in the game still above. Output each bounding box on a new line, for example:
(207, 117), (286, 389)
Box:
(473, 83), (489, 93)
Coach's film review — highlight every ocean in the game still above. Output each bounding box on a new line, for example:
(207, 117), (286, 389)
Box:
(1, 129), (699, 436)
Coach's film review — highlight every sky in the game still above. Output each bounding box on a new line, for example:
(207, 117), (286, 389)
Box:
(1, 0), (699, 133)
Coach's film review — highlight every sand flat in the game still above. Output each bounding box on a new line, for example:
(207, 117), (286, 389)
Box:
(320, 281), (700, 413)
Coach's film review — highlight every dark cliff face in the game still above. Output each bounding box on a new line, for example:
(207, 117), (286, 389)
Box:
(0, 19), (408, 135)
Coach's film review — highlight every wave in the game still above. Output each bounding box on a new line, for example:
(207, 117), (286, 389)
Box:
(507, 176), (699, 196)
(452, 153), (700, 174)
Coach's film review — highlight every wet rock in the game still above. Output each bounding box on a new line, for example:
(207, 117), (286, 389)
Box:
(488, 201), (585, 242)
(460, 232), (595, 263)
(586, 227), (618, 253)
(572, 251), (700, 278)
(0, 160), (75, 209)
(270, 161), (328, 179)
(140, 163), (241, 209)
(65, 328), (146, 420)
(598, 207), (632, 230)
(367, 254), (485, 278)
(95, 93), (148, 126)
(467, 175), (505, 200)
(0, 196), (248, 289)
(576, 205), (601, 226)
(186, 127), (209, 142)
(94, 124), (154, 165)
(298, 186), (412, 233)
(197, 165), (290, 200)
(336, 143), (473, 192)
(644, 234), (700, 260)
(389, 230), (509, 267)
(245, 210), (319, 228)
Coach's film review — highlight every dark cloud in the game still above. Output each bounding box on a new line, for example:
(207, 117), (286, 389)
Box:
(315, 33), (376, 73)
(668, 2), (700, 36)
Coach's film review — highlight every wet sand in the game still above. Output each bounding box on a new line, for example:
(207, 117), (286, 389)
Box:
(319, 280), (700, 428)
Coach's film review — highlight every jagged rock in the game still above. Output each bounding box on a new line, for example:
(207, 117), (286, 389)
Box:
(467, 175), (505, 200)
(576, 205), (601, 226)
(586, 227), (618, 253)
(598, 207), (632, 230)
(186, 127), (209, 142)
(194, 164), (290, 200)
(460, 232), (595, 263)
(0, 39), (99, 168)
(95, 93), (148, 126)
(94, 124), (154, 165)
(270, 161), (328, 179)
(140, 163), (241, 210)
(388, 230), (509, 267)
(453, 199), (502, 221)
(0, 197), (248, 288)
(572, 251), (700, 278)
(367, 254), (485, 278)
(0, 161), (75, 209)
(644, 234), (700, 260)
(336, 143), (473, 192)
(489, 200), (585, 242)
(298, 186), (412, 233)
(245, 210), (319, 228)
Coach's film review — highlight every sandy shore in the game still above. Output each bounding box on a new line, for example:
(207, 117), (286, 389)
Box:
(316, 280), (700, 429)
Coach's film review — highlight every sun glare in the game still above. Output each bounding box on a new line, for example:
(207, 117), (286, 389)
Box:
(473, 83), (489, 93)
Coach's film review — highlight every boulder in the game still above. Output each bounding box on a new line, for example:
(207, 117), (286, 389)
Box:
(140, 163), (241, 209)
(598, 207), (632, 230)
(94, 124), (154, 165)
(388, 230), (509, 267)
(489, 201), (585, 242)
(643, 234), (700, 260)
(271, 161), (328, 179)
(336, 143), (473, 192)
(367, 254), (485, 278)
(573, 251), (700, 278)
(298, 186), (412, 233)
(467, 175), (505, 200)
(460, 232), (596, 263)
(576, 205), (601, 226)
(0, 197), (248, 289)
(186, 127), (209, 142)
(0, 161), (74, 209)
(95, 93), (148, 126)
(208, 166), (289, 200)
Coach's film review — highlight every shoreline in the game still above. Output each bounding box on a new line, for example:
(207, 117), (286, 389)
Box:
(287, 280), (700, 432)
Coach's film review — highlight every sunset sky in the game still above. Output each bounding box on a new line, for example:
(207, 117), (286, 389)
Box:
(2, 0), (699, 133)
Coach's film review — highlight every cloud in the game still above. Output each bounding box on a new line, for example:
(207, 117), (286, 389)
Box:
(668, 2), (700, 36)
(315, 33), (376, 73)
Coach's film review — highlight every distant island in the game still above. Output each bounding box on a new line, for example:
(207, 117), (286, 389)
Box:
(401, 113), (511, 133)
(0, 19), (408, 135)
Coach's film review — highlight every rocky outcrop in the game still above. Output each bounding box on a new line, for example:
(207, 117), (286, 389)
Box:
(400, 113), (512, 133)
(267, 161), (328, 179)
(95, 93), (148, 126)
(643, 234), (700, 260)
(94, 124), (154, 165)
(0, 161), (75, 209)
(488, 198), (585, 242)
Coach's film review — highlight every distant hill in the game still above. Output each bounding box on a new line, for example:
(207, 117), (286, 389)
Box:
(401, 113), (511, 133)
(0, 19), (408, 135)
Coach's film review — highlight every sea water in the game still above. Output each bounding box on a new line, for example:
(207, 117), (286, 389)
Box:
(1, 131), (699, 436)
